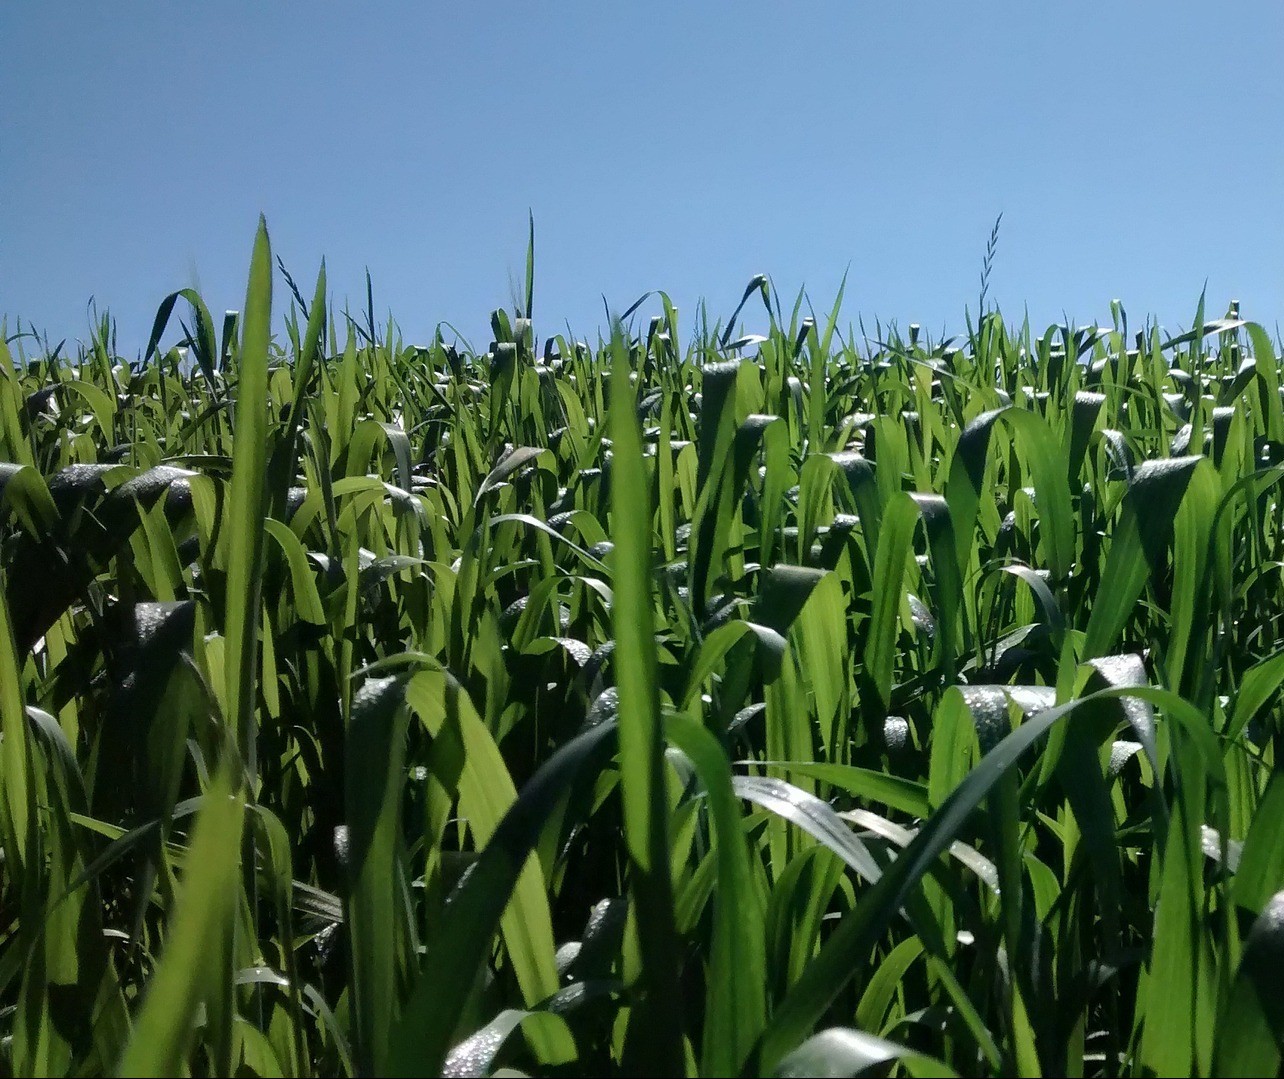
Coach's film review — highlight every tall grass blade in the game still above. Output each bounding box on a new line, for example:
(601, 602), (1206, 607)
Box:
(609, 326), (684, 1075)
(115, 764), (245, 1077)
(223, 216), (274, 777)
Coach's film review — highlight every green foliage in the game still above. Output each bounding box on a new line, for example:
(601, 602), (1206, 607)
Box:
(3, 237), (1284, 1077)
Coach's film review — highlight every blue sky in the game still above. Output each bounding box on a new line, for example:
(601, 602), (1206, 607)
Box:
(3, 2), (1283, 356)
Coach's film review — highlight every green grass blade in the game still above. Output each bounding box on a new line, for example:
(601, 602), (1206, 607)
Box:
(223, 216), (273, 777)
(116, 765), (245, 1076)
(1082, 457), (1203, 659)
(772, 1027), (957, 1079)
(0, 573), (32, 879)
(143, 288), (221, 389)
(1212, 891), (1284, 1077)
(1235, 771), (1284, 915)
(445, 1009), (574, 1077)
(609, 326), (684, 1075)
(386, 722), (617, 1076)
(667, 714), (766, 1076)
(757, 683), (1208, 1070)
(343, 675), (412, 1076)
(406, 670), (568, 1037)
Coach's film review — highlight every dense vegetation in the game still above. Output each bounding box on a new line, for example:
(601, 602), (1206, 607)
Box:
(4, 218), (1284, 1077)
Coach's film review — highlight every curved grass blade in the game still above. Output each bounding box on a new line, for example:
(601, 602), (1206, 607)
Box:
(443, 1008), (573, 1078)
(945, 407), (1074, 582)
(759, 761), (931, 820)
(1082, 456), (1204, 659)
(733, 775), (883, 884)
(386, 721), (617, 1077)
(143, 287), (220, 386)
(405, 670), (567, 1046)
(756, 683), (1213, 1071)
(772, 1027), (957, 1078)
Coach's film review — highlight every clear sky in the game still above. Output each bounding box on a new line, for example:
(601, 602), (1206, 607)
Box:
(4, 2), (1283, 357)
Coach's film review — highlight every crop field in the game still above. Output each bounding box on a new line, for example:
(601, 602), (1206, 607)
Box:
(4, 218), (1284, 1077)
